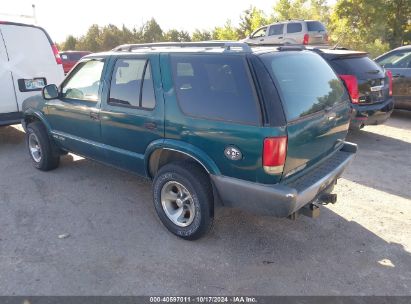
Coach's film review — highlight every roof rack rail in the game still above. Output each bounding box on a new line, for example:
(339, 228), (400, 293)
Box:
(112, 41), (252, 53)
(277, 45), (306, 51)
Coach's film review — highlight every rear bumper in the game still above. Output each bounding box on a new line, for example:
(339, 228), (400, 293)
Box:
(211, 142), (357, 217)
(350, 97), (394, 128)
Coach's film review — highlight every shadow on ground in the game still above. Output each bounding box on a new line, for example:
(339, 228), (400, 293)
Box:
(345, 112), (411, 200)
(0, 123), (410, 295)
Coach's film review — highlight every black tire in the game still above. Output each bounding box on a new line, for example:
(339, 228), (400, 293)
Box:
(26, 121), (60, 171)
(153, 161), (214, 240)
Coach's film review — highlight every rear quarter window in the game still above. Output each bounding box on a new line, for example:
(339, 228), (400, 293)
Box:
(170, 54), (260, 125)
(287, 23), (302, 33)
(306, 21), (326, 31)
(261, 51), (348, 121)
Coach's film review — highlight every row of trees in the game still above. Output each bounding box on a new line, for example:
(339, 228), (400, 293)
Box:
(60, 0), (411, 57)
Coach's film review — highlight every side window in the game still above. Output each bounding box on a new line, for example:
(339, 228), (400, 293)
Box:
(268, 24), (284, 36)
(61, 60), (104, 102)
(377, 51), (411, 68)
(287, 23), (302, 33)
(109, 58), (156, 109)
(251, 27), (267, 38)
(171, 55), (260, 125)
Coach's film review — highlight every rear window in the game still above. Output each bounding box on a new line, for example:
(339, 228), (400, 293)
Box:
(306, 21), (326, 32)
(61, 53), (89, 61)
(287, 23), (302, 33)
(261, 52), (348, 121)
(69, 53), (89, 61)
(170, 54), (260, 125)
(329, 56), (383, 78)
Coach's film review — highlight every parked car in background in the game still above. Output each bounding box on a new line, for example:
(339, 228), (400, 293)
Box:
(375, 45), (411, 111)
(22, 42), (357, 240)
(60, 51), (92, 74)
(243, 20), (328, 46)
(316, 48), (394, 130)
(0, 21), (64, 126)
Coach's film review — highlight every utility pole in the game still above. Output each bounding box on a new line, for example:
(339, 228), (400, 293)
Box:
(32, 4), (37, 25)
(0, 4), (37, 24)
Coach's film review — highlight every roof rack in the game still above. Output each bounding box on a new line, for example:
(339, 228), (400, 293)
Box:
(112, 41), (252, 53)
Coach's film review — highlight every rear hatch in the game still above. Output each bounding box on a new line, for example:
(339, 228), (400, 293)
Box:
(259, 50), (351, 179)
(326, 53), (389, 104)
(306, 21), (328, 45)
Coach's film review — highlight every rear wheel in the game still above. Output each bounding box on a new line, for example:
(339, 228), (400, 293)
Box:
(153, 161), (214, 240)
(26, 121), (60, 171)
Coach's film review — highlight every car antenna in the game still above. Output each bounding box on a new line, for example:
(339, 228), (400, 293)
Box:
(332, 32), (347, 50)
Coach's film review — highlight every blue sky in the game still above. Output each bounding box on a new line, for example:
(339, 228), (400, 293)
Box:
(1, 0), (277, 42)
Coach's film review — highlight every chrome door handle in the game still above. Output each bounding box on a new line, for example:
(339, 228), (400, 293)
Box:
(89, 111), (99, 120)
(144, 122), (157, 130)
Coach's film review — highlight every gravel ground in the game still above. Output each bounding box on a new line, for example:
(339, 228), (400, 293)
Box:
(0, 110), (410, 295)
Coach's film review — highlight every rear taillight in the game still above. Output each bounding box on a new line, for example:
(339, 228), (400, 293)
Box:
(386, 70), (393, 96)
(51, 44), (62, 65)
(263, 136), (287, 175)
(303, 34), (309, 45)
(339, 74), (359, 104)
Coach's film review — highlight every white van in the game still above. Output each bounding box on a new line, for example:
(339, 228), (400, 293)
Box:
(0, 21), (64, 126)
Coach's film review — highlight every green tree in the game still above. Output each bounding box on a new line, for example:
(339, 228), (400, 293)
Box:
(330, 0), (390, 56)
(385, 0), (411, 47)
(212, 20), (239, 40)
(273, 0), (330, 25)
(62, 35), (77, 51)
(164, 29), (191, 42)
(99, 24), (122, 50)
(75, 24), (101, 52)
(192, 30), (212, 41)
(142, 18), (164, 43)
(238, 6), (269, 38)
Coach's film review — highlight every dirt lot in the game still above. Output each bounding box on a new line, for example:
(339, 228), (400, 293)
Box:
(0, 111), (410, 295)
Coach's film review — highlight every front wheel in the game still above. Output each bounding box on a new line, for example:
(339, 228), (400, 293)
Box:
(26, 121), (60, 171)
(152, 161), (214, 240)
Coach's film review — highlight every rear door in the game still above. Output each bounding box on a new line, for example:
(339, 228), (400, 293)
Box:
(100, 54), (164, 175)
(306, 21), (328, 45)
(0, 27), (18, 114)
(284, 22), (303, 44)
(0, 24), (64, 110)
(265, 24), (285, 44)
(375, 49), (411, 106)
(260, 51), (351, 178)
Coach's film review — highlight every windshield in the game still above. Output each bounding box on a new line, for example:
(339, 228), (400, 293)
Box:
(260, 51), (348, 121)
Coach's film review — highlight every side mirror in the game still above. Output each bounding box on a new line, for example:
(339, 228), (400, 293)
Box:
(42, 84), (59, 100)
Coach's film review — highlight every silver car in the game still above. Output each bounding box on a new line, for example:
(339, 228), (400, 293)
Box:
(243, 20), (328, 46)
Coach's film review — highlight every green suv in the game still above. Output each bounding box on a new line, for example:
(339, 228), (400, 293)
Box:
(22, 42), (357, 240)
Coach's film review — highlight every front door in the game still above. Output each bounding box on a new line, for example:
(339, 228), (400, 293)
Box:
(99, 54), (164, 175)
(247, 27), (268, 44)
(46, 58), (105, 158)
(377, 49), (411, 106)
